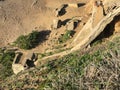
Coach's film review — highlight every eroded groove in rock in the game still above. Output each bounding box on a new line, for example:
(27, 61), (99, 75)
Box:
(35, 0), (120, 65)
(71, 0), (120, 51)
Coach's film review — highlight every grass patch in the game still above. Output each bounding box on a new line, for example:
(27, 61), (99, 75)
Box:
(38, 50), (103, 90)
(58, 30), (75, 43)
(38, 37), (120, 90)
(38, 52), (53, 59)
(14, 30), (51, 50)
(0, 51), (15, 80)
(1, 36), (120, 90)
(14, 31), (40, 49)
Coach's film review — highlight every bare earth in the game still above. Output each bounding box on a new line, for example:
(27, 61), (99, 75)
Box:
(0, 0), (88, 53)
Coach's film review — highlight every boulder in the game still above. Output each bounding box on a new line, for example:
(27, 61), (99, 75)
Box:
(66, 19), (79, 31)
(53, 19), (61, 29)
(66, 21), (74, 30)
(12, 52), (37, 74)
(68, 3), (78, 8)
(114, 18), (120, 33)
(72, 0), (120, 51)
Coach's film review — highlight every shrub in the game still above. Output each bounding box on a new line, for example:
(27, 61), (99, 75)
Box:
(14, 31), (40, 49)
(1, 36), (120, 89)
(58, 30), (75, 43)
(14, 30), (51, 49)
(0, 51), (15, 80)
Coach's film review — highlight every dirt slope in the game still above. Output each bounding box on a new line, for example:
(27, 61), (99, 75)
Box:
(0, 0), (88, 52)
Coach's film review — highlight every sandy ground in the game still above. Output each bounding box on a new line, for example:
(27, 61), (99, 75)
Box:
(0, 0), (88, 52)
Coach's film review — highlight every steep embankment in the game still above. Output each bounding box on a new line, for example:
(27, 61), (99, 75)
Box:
(0, 0), (87, 53)
(1, 34), (120, 90)
(0, 0), (120, 89)
(34, 0), (120, 66)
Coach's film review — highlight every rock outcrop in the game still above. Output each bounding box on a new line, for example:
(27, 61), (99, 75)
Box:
(35, 0), (120, 66)
(71, 0), (120, 51)
(12, 52), (36, 74)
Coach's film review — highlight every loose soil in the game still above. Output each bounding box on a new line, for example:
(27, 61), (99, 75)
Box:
(0, 0), (88, 53)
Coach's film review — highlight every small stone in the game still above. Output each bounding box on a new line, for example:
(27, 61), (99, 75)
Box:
(52, 19), (61, 29)
(66, 21), (75, 30)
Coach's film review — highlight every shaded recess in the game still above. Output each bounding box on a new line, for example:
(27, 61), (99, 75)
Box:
(37, 30), (51, 44)
(26, 60), (35, 67)
(77, 3), (86, 7)
(62, 19), (71, 26)
(59, 4), (68, 16)
(91, 15), (120, 44)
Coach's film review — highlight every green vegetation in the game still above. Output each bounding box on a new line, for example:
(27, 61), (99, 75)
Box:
(1, 36), (120, 89)
(58, 30), (75, 43)
(39, 37), (120, 90)
(38, 51), (103, 90)
(0, 51), (15, 80)
(14, 31), (40, 49)
(38, 52), (53, 59)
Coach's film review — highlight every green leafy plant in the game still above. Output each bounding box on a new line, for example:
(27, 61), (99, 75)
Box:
(0, 51), (15, 80)
(58, 30), (75, 43)
(14, 30), (51, 49)
(14, 31), (40, 49)
(1, 36), (120, 89)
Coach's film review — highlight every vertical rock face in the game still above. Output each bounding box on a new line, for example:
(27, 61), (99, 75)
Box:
(85, 0), (120, 15)
(85, 0), (94, 15)
(66, 21), (74, 31)
(92, 0), (105, 28)
(103, 0), (120, 14)
(115, 19), (120, 33)
(52, 19), (61, 29)
(71, 0), (120, 51)
(12, 52), (36, 74)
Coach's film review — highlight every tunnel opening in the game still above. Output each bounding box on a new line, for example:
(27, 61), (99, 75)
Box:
(91, 15), (120, 45)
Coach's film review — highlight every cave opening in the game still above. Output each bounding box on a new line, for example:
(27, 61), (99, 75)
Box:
(91, 15), (120, 45)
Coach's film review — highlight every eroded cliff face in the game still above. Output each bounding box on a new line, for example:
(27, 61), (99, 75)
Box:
(114, 16), (120, 33)
(85, 0), (120, 13)
(72, 0), (120, 51)
(34, 0), (120, 63)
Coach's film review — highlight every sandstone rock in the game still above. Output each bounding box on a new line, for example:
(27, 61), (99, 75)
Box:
(66, 19), (79, 31)
(66, 21), (74, 30)
(35, 0), (120, 66)
(115, 20), (120, 33)
(25, 52), (35, 61)
(12, 52), (24, 74)
(85, 0), (94, 15)
(68, 3), (78, 8)
(72, 0), (120, 51)
(53, 19), (61, 29)
(12, 52), (36, 74)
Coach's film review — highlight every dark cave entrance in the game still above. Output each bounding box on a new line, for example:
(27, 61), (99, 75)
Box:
(91, 15), (120, 45)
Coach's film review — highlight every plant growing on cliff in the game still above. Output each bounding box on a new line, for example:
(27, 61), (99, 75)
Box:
(58, 30), (75, 43)
(0, 51), (15, 80)
(14, 30), (51, 50)
(14, 31), (40, 49)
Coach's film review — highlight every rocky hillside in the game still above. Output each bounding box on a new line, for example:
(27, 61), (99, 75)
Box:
(0, 34), (120, 90)
(0, 0), (120, 89)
